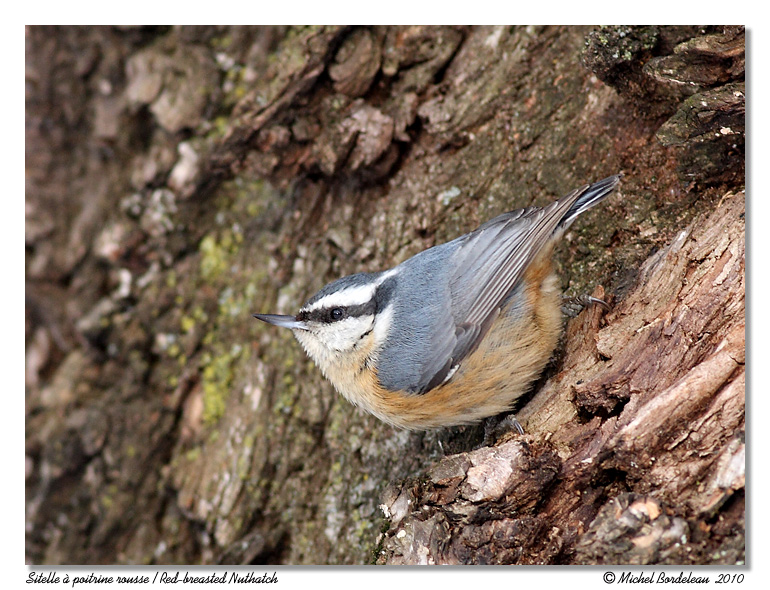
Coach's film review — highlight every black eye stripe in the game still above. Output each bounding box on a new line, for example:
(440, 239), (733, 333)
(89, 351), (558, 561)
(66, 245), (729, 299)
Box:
(299, 299), (376, 324)
(345, 300), (376, 318)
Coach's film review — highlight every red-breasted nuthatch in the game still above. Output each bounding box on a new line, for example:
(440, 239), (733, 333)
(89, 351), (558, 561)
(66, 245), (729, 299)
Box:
(255, 175), (621, 430)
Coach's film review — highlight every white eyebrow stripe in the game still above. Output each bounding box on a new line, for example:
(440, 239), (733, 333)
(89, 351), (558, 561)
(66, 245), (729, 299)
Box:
(377, 268), (399, 283)
(303, 283), (378, 312)
(301, 268), (400, 313)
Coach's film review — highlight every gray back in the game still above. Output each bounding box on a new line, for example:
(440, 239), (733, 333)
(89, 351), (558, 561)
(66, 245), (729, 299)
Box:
(375, 175), (620, 394)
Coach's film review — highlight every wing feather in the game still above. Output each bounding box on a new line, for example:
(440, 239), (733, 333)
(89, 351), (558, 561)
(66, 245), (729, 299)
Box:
(409, 176), (620, 393)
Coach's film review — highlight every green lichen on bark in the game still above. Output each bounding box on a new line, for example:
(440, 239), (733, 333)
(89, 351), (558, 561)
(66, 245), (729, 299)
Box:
(26, 25), (743, 566)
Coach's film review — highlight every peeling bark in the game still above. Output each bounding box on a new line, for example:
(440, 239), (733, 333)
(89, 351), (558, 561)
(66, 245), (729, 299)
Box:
(378, 190), (744, 565)
(26, 25), (744, 565)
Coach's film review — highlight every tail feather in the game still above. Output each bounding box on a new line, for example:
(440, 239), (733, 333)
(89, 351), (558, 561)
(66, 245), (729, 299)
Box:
(559, 174), (622, 229)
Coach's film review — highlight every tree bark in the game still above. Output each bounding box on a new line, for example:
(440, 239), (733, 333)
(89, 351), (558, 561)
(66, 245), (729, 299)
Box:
(26, 25), (744, 565)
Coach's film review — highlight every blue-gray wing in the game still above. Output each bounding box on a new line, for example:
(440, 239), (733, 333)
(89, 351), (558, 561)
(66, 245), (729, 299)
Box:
(411, 175), (621, 393)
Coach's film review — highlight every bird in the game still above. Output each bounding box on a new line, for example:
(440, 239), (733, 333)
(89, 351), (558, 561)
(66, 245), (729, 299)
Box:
(255, 174), (621, 430)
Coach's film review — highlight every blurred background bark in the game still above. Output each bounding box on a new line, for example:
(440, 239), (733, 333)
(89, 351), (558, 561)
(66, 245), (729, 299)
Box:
(25, 25), (744, 565)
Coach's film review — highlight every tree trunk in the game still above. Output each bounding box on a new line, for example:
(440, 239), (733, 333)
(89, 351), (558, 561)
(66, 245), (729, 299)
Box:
(25, 25), (744, 565)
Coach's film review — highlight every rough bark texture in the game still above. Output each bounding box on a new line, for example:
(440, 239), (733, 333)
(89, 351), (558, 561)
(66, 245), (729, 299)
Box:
(26, 25), (745, 565)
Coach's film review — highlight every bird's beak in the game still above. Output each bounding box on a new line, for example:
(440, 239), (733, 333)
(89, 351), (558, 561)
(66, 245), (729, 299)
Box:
(253, 313), (308, 330)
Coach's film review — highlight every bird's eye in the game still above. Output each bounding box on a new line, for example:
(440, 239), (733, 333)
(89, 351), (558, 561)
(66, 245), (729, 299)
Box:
(330, 307), (345, 321)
